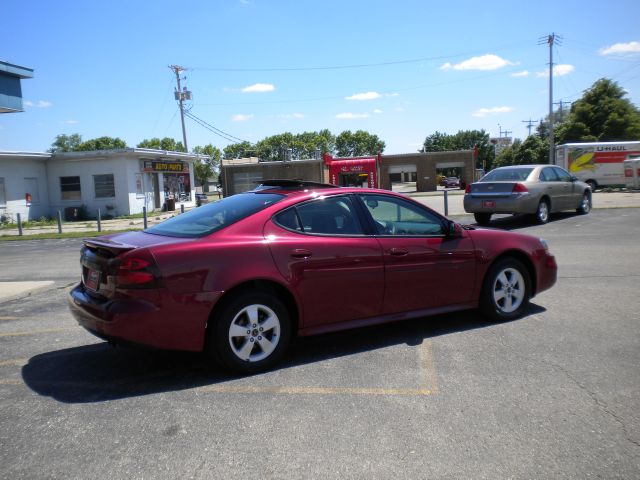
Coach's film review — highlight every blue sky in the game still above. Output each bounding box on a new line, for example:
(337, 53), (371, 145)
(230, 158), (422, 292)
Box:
(2, 0), (640, 154)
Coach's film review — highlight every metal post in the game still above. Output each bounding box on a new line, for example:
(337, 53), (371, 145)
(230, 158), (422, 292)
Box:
(444, 190), (449, 216)
(57, 210), (62, 233)
(17, 213), (23, 236)
(180, 204), (185, 214)
(143, 206), (148, 229)
(97, 209), (102, 232)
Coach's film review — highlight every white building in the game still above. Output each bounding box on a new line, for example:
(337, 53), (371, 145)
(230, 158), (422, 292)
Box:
(0, 148), (198, 221)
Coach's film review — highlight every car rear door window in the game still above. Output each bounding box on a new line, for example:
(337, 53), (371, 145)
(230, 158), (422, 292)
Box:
(552, 167), (572, 182)
(275, 195), (363, 235)
(540, 167), (559, 182)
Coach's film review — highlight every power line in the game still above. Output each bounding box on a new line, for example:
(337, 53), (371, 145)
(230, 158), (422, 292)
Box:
(190, 42), (532, 73)
(184, 111), (251, 144)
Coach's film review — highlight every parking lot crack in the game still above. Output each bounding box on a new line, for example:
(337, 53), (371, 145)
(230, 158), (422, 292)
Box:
(488, 328), (640, 451)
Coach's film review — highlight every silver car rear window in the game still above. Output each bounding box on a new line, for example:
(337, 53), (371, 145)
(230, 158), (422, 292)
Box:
(482, 168), (534, 182)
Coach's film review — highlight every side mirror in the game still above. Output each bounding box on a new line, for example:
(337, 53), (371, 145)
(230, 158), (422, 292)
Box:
(445, 220), (462, 237)
(570, 175), (578, 182)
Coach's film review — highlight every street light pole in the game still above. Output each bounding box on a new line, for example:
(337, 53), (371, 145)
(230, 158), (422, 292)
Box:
(169, 65), (190, 152)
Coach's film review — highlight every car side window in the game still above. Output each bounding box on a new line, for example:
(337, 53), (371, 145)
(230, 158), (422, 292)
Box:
(540, 167), (559, 182)
(275, 195), (364, 235)
(358, 194), (444, 236)
(552, 167), (571, 182)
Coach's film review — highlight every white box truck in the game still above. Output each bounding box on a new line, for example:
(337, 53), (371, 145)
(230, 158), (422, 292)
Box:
(555, 141), (640, 190)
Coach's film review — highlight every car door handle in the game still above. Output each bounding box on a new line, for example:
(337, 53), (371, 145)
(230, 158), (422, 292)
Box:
(290, 249), (312, 259)
(389, 248), (409, 256)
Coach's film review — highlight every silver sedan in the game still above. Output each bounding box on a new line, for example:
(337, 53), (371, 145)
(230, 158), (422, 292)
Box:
(463, 164), (592, 225)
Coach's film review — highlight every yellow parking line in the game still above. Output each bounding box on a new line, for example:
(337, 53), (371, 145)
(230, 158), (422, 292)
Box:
(0, 358), (28, 367)
(0, 327), (76, 338)
(419, 339), (439, 394)
(0, 317), (19, 321)
(0, 379), (21, 385)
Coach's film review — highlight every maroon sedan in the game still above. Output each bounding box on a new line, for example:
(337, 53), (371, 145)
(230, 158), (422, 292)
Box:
(69, 180), (557, 373)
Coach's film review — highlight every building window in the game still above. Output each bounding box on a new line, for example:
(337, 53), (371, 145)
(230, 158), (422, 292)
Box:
(94, 174), (115, 198)
(0, 178), (6, 206)
(60, 176), (81, 201)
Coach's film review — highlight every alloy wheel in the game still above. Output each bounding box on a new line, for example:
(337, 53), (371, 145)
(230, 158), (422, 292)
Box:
(228, 304), (281, 362)
(492, 267), (526, 313)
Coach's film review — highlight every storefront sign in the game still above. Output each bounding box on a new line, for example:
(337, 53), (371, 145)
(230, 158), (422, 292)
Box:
(142, 160), (189, 173)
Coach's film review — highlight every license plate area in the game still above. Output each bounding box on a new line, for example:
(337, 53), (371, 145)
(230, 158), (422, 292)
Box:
(482, 200), (496, 208)
(85, 268), (101, 292)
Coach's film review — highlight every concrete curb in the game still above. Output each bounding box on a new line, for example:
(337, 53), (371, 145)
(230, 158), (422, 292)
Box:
(0, 281), (56, 304)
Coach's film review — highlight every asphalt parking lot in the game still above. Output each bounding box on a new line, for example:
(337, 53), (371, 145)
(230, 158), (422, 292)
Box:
(1, 209), (639, 479)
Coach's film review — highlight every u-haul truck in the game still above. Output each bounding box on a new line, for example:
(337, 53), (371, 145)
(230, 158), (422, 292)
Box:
(555, 141), (640, 190)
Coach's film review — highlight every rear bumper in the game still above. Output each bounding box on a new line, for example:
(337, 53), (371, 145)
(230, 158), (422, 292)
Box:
(464, 194), (539, 214)
(68, 283), (222, 352)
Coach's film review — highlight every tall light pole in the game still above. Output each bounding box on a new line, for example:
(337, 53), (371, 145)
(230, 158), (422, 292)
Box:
(169, 65), (192, 152)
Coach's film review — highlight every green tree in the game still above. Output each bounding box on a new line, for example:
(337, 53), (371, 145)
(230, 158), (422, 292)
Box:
(494, 136), (549, 168)
(223, 141), (255, 160)
(556, 78), (640, 144)
(335, 130), (385, 157)
(422, 129), (494, 170)
(137, 137), (185, 152)
(192, 144), (222, 185)
(49, 133), (83, 152)
(76, 136), (127, 151)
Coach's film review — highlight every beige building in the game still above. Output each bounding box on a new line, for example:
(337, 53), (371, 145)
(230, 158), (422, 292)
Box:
(220, 150), (474, 196)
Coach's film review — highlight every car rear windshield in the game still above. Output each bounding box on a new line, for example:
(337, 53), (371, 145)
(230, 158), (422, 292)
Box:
(145, 193), (285, 238)
(482, 168), (534, 182)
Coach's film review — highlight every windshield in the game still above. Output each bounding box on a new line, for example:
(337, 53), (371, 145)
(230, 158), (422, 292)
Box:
(146, 193), (284, 238)
(481, 167), (534, 182)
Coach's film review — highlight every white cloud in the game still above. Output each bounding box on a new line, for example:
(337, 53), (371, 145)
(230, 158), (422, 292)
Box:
(536, 64), (575, 77)
(345, 91), (381, 101)
(373, 109), (383, 114)
(232, 114), (254, 122)
(472, 106), (514, 118)
(24, 100), (52, 108)
(441, 54), (516, 71)
(278, 113), (305, 119)
(335, 112), (371, 119)
(599, 41), (640, 56)
(511, 70), (530, 78)
(63, 120), (78, 124)
(241, 83), (275, 93)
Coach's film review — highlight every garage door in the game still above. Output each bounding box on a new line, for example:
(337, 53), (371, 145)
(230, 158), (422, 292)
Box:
(233, 171), (263, 193)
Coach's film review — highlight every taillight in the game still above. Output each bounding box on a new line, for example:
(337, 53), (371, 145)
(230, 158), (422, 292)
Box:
(512, 183), (529, 193)
(115, 252), (160, 288)
(464, 184), (471, 194)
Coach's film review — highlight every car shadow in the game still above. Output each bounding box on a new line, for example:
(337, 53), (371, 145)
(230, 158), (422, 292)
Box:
(22, 305), (546, 403)
(470, 211), (582, 231)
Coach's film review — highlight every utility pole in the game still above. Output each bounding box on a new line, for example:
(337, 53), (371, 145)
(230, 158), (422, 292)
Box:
(522, 119), (539, 136)
(169, 65), (192, 152)
(539, 33), (561, 164)
(553, 99), (570, 122)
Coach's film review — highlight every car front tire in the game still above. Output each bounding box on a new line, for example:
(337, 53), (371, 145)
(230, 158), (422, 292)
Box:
(576, 191), (591, 215)
(208, 292), (291, 374)
(480, 258), (531, 322)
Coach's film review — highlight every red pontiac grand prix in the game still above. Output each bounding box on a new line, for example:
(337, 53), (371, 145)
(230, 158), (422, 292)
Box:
(68, 181), (557, 373)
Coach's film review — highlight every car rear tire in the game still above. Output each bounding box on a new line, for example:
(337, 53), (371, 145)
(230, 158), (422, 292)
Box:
(474, 213), (492, 226)
(535, 199), (550, 224)
(207, 292), (291, 374)
(576, 191), (591, 214)
(480, 258), (531, 322)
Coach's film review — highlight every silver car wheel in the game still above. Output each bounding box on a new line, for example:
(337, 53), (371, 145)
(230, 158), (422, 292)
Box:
(580, 193), (591, 213)
(537, 201), (549, 223)
(492, 268), (525, 314)
(228, 304), (281, 362)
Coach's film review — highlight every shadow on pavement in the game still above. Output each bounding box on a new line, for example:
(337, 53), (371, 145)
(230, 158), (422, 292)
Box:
(471, 211), (583, 231)
(22, 305), (546, 403)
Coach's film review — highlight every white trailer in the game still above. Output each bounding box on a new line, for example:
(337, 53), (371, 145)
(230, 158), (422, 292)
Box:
(555, 141), (640, 190)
